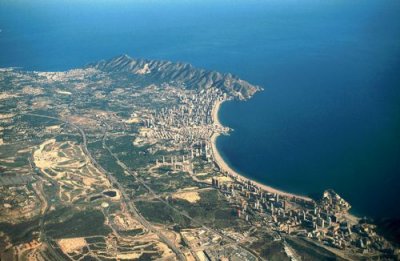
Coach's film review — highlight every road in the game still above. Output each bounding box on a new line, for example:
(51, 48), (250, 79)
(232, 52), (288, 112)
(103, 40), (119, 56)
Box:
(100, 123), (259, 260)
(28, 153), (66, 261)
(24, 113), (259, 260)
(24, 113), (186, 261)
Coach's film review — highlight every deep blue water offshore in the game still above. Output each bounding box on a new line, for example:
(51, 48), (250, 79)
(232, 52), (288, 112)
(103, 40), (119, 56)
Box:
(1, 0), (400, 219)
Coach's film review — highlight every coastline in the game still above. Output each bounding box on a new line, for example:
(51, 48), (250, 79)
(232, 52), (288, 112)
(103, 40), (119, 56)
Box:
(210, 98), (312, 202)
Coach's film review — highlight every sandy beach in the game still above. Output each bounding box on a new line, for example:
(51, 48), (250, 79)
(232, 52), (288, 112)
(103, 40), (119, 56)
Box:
(210, 99), (312, 202)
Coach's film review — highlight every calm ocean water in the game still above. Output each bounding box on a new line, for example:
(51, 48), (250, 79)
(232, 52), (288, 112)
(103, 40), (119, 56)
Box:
(1, 0), (399, 218)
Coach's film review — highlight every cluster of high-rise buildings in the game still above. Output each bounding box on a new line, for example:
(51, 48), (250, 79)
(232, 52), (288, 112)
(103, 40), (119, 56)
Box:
(212, 175), (395, 255)
(133, 83), (397, 258)
(136, 86), (227, 155)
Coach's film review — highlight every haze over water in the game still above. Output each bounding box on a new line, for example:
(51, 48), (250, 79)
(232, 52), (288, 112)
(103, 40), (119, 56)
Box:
(1, 0), (400, 219)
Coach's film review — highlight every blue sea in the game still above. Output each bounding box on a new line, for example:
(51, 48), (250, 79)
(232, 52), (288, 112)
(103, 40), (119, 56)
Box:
(1, 0), (400, 219)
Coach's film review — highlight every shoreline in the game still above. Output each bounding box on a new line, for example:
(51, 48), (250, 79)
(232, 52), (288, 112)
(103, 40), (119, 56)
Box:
(210, 98), (312, 202)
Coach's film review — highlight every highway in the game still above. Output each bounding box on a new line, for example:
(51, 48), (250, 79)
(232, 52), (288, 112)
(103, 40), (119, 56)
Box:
(24, 113), (186, 261)
(28, 148), (66, 261)
(24, 113), (258, 260)
(100, 123), (259, 260)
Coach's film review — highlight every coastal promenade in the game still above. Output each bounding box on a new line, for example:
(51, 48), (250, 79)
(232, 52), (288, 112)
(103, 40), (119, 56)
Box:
(210, 99), (312, 202)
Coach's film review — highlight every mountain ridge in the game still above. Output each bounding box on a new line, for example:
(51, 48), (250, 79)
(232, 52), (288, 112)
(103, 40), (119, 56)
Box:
(87, 54), (262, 100)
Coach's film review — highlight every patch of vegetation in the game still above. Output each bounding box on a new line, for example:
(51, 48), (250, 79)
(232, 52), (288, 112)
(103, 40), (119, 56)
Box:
(20, 114), (59, 128)
(45, 208), (111, 238)
(0, 218), (40, 244)
(88, 140), (129, 183)
(85, 236), (106, 244)
(285, 237), (345, 261)
(107, 136), (183, 171)
(145, 171), (202, 193)
(248, 234), (289, 261)
(136, 200), (191, 227)
(138, 252), (157, 261)
(172, 189), (239, 229)
(194, 172), (214, 181)
(118, 228), (144, 237)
